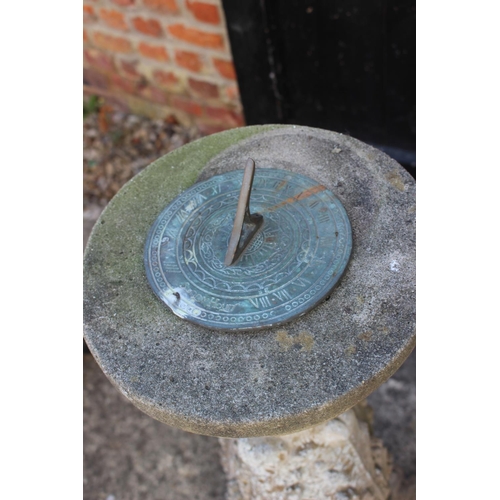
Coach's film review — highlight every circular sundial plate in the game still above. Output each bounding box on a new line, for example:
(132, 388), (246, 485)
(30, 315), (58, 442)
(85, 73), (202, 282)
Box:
(144, 168), (352, 330)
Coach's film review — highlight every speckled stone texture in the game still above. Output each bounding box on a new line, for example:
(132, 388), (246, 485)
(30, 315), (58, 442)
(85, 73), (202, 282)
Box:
(83, 125), (415, 438)
(219, 405), (391, 500)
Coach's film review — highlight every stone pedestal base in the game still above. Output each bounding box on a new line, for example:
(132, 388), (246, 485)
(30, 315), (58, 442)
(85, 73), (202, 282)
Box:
(219, 405), (391, 500)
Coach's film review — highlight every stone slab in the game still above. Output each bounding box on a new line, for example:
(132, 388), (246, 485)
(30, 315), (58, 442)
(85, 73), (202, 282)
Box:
(83, 125), (416, 438)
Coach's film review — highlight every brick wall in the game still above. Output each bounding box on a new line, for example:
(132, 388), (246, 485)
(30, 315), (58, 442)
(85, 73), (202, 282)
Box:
(83, 0), (244, 134)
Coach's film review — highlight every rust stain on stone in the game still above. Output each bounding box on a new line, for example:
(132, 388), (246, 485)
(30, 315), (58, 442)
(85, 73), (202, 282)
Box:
(276, 330), (314, 352)
(265, 185), (326, 212)
(385, 169), (405, 192)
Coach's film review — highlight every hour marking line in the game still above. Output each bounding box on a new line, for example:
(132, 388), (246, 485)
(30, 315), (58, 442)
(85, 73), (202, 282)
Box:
(263, 185), (327, 212)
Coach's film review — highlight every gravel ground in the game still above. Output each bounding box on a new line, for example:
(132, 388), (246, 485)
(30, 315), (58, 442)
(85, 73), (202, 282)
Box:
(84, 106), (200, 209)
(83, 107), (415, 500)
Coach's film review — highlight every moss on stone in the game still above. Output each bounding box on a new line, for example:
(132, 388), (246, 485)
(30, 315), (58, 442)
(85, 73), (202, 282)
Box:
(84, 125), (286, 334)
(84, 125), (415, 438)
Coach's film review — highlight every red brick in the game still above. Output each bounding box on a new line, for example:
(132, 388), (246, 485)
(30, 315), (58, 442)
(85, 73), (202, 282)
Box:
(188, 77), (219, 98)
(138, 42), (169, 61)
(110, 73), (143, 94)
(84, 48), (116, 73)
(83, 29), (89, 43)
(120, 59), (141, 78)
(144, 0), (178, 13)
(153, 70), (183, 94)
(171, 96), (203, 117)
(186, 1), (220, 24)
(225, 84), (239, 102)
(153, 70), (180, 90)
(132, 17), (163, 37)
(198, 122), (228, 135)
(205, 106), (244, 127)
(168, 24), (224, 49)
(141, 85), (169, 105)
(213, 58), (236, 79)
(111, 0), (135, 5)
(175, 50), (202, 72)
(83, 68), (109, 89)
(93, 32), (133, 53)
(102, 95), (131, 113)
(83, 89), (130, 113)
(83, 4), (96, 23)
(99, 8), (128, 31)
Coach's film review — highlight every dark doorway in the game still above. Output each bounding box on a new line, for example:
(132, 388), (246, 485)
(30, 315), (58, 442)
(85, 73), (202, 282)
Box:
(222, 0), (415, 176)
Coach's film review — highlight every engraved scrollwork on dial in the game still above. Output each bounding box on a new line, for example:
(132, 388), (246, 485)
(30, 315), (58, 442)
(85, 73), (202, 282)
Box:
(144, 168), (352, 330)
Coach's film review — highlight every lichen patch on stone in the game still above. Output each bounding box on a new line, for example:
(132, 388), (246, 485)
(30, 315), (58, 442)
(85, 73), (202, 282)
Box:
(276, 330), (314, 352)
(385, 169), (406, 192)
(358, 331), (373, 342)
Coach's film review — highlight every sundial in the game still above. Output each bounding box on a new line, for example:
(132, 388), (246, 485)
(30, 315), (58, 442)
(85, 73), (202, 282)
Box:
(144, 158), (352, 330)
(84, 125), (416, 438)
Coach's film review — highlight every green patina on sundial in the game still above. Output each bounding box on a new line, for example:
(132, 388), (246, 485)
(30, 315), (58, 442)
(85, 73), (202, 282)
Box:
(144, 162), (352, 330)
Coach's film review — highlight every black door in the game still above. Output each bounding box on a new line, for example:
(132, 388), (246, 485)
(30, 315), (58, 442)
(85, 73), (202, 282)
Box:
(222, 0), (415, 175)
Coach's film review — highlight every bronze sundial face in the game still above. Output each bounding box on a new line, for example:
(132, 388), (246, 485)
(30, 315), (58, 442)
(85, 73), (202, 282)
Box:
(144, 160), (352, 330)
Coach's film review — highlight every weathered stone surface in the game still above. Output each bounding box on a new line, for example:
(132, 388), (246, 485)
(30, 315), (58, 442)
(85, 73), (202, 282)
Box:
(83, 125), (415, 437)
(83, 204), (103, 253)
(219, 406), (392, 500)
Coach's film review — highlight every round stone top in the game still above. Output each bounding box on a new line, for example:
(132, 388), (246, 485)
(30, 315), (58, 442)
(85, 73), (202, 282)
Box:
(84, 125), (415, 438)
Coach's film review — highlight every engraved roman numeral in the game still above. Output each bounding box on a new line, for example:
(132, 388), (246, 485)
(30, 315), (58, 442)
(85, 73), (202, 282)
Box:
(193, 193), (207, 205)
(293, 277), (311, 287)
(249, 296), (272, 308)
(165, 227), (178, 240)
(272, 289), (293, 302)
(317, 211), (330, 223)
(175, 208), (190, 224)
